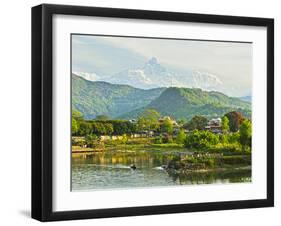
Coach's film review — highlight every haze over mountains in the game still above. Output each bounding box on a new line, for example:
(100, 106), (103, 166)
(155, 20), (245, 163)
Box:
(72, 74), (251, 120)
(75, 57), (224, 92)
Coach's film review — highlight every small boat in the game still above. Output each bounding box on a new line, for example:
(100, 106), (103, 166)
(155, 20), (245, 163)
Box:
(161, 165), (168, 170)
(130, 164), (137, 170)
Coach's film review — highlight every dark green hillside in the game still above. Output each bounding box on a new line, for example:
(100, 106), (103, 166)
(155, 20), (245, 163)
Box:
(72, 74), (251, 120)
(72, 74), (165, 119)
(120, 87), (251, 120)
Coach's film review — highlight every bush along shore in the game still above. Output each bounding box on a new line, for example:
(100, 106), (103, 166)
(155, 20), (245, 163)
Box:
(166, 151), (251, 174)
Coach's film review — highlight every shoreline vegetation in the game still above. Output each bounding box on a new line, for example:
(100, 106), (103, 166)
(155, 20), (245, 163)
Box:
(72, 109), (252, 174)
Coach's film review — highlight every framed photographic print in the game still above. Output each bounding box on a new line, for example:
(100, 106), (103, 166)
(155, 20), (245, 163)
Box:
(32, 4), (274, 221)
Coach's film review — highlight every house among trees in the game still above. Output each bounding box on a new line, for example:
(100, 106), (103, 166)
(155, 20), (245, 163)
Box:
(205, 118), (222, 134)
(158, 116), (179, 127)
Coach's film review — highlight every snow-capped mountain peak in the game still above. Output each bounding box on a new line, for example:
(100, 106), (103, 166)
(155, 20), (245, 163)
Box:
(107, 57), (223, 90)
(74, 57), (223, 92)
(73, 71), (100, 82)
(191, 70), (223, 89)
(143, 57), (167, 75)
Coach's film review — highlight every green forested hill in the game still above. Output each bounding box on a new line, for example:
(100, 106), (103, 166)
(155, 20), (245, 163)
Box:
(72, 74), (165, 119)
(120, 87), (251, 120)
(72, 74), (251, 120)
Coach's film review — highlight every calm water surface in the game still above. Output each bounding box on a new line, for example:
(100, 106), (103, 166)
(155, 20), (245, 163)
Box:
(71, 150), (251, 191)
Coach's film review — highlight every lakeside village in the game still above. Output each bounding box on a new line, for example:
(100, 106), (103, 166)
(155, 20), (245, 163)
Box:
(72, 109), (252, 172)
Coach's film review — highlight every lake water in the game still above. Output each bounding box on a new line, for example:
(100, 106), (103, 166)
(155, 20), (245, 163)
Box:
(71, 150), (251, 191)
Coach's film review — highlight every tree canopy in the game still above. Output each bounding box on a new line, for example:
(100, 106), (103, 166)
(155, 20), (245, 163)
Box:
(221, 116), (230, 133)
(72, 118), (79, 135)
(176, 129), (187, 144)
(224, 111), (244, 132)
(160, 119), (174, 134)
(72, 109), (83, 120)
(184, 115), (208, 131)
(137, 108), (160, 131)
(239, 119), (252, 147)
(184, 130), (219, 149)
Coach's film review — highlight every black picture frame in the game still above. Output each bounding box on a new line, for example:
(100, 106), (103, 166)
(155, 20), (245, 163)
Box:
(32, 4), (274, 222)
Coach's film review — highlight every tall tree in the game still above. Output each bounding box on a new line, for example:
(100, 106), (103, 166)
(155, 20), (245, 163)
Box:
(221, 116), (230, 133)
(239, 119), (252, 147)
(161, 119), (174, 134)
(184, 115), (208, 131)
(176, 129), (187, 144)
(137, 108), (160, 131)
(72, 118), (79, 135)
(224, 111), (244, 132)
(78, 121), (92, 136)
(103, 123), (114, 135)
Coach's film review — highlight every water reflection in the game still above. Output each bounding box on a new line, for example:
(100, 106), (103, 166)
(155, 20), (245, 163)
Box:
(167, 168), (251, 185)
(71, 150), (251, 191)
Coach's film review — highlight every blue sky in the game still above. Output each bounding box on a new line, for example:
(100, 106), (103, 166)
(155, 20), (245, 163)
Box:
(72, 35), (252, 97)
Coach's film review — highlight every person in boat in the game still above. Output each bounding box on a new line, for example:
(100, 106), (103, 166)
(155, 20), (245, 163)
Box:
(130, 164), (137, 170)
(161, 165), (168, 170)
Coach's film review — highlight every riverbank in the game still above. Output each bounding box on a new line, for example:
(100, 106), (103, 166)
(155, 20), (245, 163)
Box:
(72, 143), (250, 156)
(72, 133), (251, 174)
(72, 142), (185, 153)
